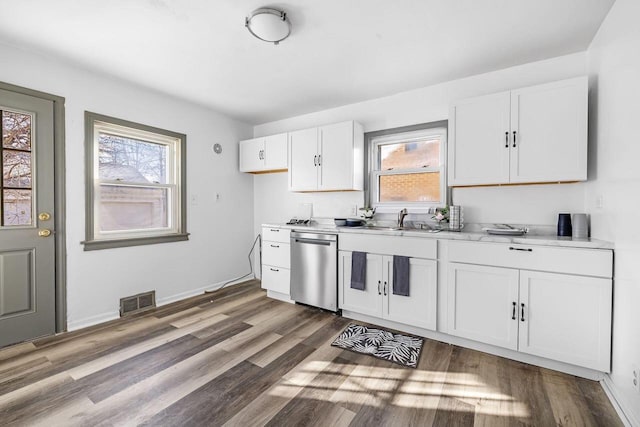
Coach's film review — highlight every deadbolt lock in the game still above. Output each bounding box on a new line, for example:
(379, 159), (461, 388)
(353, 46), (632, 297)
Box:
(38, 212), (51, 221)
(38, 229), (52, 237)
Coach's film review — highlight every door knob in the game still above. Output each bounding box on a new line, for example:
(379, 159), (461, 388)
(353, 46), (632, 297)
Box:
(38, 229), (52, 237)
(38, 212), (51, 221)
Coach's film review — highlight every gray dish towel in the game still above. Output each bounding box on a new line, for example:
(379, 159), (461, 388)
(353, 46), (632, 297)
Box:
(351, 251), (367, 291)
(393, 255), (410, 296)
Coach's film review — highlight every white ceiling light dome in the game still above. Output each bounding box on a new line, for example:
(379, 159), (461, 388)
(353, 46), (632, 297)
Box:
(245, 8), (291, 45)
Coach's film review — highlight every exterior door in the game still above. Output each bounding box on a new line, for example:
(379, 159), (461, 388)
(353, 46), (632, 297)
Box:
(0, 88), (55, 348)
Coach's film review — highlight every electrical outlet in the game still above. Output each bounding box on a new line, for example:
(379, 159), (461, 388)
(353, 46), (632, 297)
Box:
(595, 195), (604, 209)
(633, 365), (640, 393)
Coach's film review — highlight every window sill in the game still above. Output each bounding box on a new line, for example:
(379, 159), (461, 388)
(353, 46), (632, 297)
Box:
(82, 233), (190, 251)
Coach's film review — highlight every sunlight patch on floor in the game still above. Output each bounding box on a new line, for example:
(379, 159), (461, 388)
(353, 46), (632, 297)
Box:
(268, 360), (531, 418)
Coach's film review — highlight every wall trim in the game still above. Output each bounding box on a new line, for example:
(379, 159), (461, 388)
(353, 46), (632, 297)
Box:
(0, 80), (67, 333)
(601, 375), (637, 427)
(67, 277), (250, 331)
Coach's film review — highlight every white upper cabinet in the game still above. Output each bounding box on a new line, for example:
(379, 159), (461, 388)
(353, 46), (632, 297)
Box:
(289, 120), (364, 192)
(448, 76), (588, 186)
(449, 92), (511, 186)
(239, 132), (288, 173)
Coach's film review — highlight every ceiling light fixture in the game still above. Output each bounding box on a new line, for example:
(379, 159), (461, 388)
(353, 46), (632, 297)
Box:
(245, 8), (291, 45)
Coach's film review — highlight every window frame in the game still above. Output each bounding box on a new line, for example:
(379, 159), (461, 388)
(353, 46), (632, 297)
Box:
(367, 123), (448, 213)
(83, 111), (188, 251)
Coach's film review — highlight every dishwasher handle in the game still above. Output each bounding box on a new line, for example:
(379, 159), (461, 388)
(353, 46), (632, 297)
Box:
(294, 238), (332, 246)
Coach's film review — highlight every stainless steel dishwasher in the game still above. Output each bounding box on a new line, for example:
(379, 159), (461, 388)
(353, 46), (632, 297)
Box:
(290, 231), (338, 312)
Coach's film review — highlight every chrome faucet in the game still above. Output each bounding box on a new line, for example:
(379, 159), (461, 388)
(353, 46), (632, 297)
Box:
(398, 208), (408, 228)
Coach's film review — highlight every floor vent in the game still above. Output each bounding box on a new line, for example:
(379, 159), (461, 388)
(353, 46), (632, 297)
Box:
(120, 291), (156, 316)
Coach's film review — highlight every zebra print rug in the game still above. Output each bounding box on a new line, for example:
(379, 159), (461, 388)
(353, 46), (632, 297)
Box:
(331, 324), (424, 368)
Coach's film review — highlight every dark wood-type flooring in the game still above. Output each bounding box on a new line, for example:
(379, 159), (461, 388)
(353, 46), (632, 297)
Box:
(0, 280), (622, 426)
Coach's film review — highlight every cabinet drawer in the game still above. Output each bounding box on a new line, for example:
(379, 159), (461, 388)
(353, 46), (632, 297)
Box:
(262, 242), (290, 268)
(448, 241), (612, 278)
(262, 227), (290, 244)
(262, 266), (290, 295)
(339, 233), (437, 259)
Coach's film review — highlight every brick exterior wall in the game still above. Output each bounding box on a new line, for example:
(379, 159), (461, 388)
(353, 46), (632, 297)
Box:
(379, 140), (441, 202)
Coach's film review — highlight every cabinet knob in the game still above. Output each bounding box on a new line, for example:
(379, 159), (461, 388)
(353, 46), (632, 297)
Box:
(38, 229), (52, 237)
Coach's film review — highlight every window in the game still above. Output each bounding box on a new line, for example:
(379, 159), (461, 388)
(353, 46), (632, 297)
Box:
(369, 125), (447, 211)
(83, 112), (188, 250)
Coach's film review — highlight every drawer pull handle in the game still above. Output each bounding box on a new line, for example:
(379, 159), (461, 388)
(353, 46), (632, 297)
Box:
(383, 281), (388, 296)
(270, 268), (279, 272)
(270, 229), (280, 232)
(509, 247), (532, 252)
(513, 131), (517, 148)
(377, 280), (381, 295)
(521, 303), (525, 322)
(511, 301), (517, 320)
(505, 131), (509, 148)
(270, 244), (280, 248)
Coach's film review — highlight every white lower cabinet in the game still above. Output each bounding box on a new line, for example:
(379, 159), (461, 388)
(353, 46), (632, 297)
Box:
(447, 261), (612, 372)
(447, 263), (520, 350)
(339, 251), (437, 331)
(261, 227), (291, 297)
(518, 270), (611, 372)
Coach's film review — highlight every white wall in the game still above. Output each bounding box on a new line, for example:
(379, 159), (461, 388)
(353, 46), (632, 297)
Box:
(253, 53), (589, 230)
(587, 0), (640, 423)
(0, 42), (255, 330)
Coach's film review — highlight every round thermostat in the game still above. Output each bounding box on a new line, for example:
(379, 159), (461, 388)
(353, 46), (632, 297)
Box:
(212, 143), (222, 154)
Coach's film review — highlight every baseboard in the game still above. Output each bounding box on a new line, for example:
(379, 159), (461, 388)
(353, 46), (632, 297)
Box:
(67, 277), (252, 332)
(601, 375), (638, 427)
(67, 310), (119, 331)
(342, 310), (606, 381)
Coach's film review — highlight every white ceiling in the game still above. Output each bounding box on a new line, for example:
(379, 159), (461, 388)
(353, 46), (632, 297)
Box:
(0, 0), (614, 124)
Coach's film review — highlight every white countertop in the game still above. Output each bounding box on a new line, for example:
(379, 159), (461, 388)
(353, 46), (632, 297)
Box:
(262, 222), (614, 250)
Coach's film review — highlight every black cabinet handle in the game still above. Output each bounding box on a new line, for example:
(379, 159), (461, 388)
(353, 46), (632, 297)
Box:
(383, 281), (388, 296)
(521, 303), (525, 322)
(377, 280), (382, 295)
(270, 244), (279, 248)
(509, 247), (532, 252)
(313, 155), (317, 166)
(511, 302), (517, 320)
(270, 268), (279, 272)
(505, 131), (509, 148)
(513, 131), (517, 148)
(270, 229), (280, 232)
(317, 154), (321, 166)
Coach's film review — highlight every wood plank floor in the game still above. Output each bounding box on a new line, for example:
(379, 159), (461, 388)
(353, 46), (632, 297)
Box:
(0, 280), (622, 426)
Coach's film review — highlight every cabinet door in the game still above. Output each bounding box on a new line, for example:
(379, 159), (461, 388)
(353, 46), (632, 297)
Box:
(288, 128), (319, 191)
(384, 257), (437, 331)
(447, 263), (519, 350)
(338, 251), (383, 318)
(318, 121), (355, 191)
(449, 92), (511, 186)
(264, 133), (288, 170)
(239, 137), (265, 172)
(510, 77), (587, 183)
(518, 271), (611, 371)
